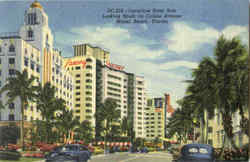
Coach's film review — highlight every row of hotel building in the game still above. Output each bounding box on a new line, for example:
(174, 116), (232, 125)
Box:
(0, 1), (175, 140)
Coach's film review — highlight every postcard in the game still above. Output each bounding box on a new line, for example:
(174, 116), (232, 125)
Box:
(0, 0), (249, 161)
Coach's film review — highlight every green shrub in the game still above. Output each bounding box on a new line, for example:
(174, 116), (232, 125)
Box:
(0, 150), (21, 160)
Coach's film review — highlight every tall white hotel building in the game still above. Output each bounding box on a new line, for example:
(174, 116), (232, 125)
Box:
(0, 2), (74, 123)
(0, 1), (149, 138)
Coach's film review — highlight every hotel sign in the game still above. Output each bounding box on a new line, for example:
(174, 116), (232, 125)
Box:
(106, 62), (125, 71)
(64, 60), (86, 68)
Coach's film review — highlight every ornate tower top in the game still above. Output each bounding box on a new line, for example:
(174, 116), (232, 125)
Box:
(30, 1), (43, 10)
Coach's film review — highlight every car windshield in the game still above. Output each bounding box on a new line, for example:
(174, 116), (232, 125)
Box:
(188, 147), (198, 153)
(183, 145), (212, 156)
(199, 148), (209, 154)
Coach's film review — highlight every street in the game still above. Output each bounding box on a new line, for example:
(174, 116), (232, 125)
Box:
(38, 152), (173, 162)
(89, 152), (173, 162)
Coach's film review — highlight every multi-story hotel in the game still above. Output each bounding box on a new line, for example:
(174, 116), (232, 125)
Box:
(66, 44), (148, 138)
(144, 94), (174, 140)
(0, 2), (74, 122)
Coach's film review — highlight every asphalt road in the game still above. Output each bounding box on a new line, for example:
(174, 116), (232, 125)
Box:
(89, 152), (173, 162)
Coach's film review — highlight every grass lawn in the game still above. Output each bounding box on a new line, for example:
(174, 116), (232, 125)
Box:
(0, 157), (44, 162)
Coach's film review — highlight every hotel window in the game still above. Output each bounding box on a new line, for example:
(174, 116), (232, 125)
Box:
(86, 103), (92, 107)
(147, 100), (152, 106)
(9, 69), (15, 75)
(76, 74), (80, 78)
(9, 103), (15, 109)
(86, 97), (92, 101)
(27, 13), (37, 25)
(208, 127), (213, 133)
(0, 70), (1, 76)
(86, 91), (92, 95)
(31, 62), (34, 70)
(76, 116), (80, 120)
(0, 47), (1, 53)
(75, 66), (81, 70)
(76, 86), (80, 89)
(76, 98), (80, 101)
(86, 109), (92, 113)
(75, 104), (80, 107)
(24, 58), (29, 66)
(86, 65), (92, 69)
(27, 29), (33, 38)
(9, 114), (15, 121)
(86, 73), (92, 77)
(76, 92), (80, 96)
(9, 45), (15, 52)
(75, 110), (80, 113)
(9, 58), (15, 64)
(208, 139), (213, 145)
(86, 85), (92, 89)
(86, 58), (92, 62)
(86, 79), (92, 83)
(36, 66), (40, 73)
(76, 80), (80, 84)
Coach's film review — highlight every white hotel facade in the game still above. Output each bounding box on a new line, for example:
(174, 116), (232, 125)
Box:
(0, 2), (74, 122)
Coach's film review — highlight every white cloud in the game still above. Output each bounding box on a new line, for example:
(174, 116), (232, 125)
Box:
(159, 61), (198, 70)
(56, 25), (194, 108)
(166, 22), (248, 54)
(222, 25), (248, 44)
(55, 22), (247, 109)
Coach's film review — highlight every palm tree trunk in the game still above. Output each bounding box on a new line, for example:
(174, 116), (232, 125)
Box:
(200, 117), (204, 143)
(104, 119), (108, 154)
(205, 115), (209, 144)
(21, 101), (25, 151)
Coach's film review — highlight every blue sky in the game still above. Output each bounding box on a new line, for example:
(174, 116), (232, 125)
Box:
(0, 0), (248, 108)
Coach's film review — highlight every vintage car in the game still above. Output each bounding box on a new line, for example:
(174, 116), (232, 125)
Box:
(173, 143), (216, 162)
(45, 144), (91, 162)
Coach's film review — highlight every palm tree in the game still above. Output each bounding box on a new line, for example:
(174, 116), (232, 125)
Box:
(95, 98), (120, 152)
(74, 120), (93, 144)
(185, 57), (217, 143)
(212, 36), (248, 150)
(0, 69), (37, 150)
(56, 107), (79, 144)
(166, 107), (194, 144)
(184, 36), (248, 151)
(35, 82), (64, 143)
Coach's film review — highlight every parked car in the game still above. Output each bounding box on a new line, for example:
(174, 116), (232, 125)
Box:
(173, 143), (215, 162)
(45, 144), (91, 162)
